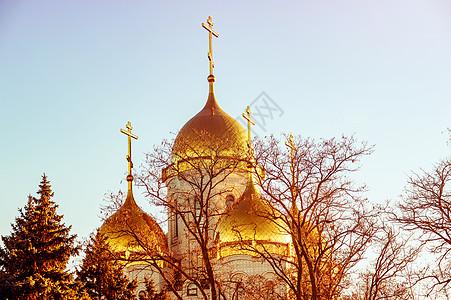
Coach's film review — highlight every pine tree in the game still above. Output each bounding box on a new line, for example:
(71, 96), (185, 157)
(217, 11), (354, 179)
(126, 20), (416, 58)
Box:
(0, 174), (78, 299)
(76, 231), (137, 299)
(139, 278), (166, 300)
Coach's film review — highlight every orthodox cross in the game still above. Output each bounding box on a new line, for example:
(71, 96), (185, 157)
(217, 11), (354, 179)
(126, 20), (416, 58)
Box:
(243, 106), (256, 180)
(242, 106), (256, 146)
(120, 121), (138, 183)
(202, 16), (219, 77)
(285, 134), (298, 160)
(285, 134), (298, 207)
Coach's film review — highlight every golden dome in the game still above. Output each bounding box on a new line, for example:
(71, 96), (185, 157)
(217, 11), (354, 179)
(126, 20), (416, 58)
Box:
(216, 180), (289, 257)
(172, 83), (248, 161)
(99, 190), (168, 256)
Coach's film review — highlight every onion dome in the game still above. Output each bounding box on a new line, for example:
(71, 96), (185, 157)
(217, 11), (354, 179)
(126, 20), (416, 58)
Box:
(172, 79), (248, 162)
(216, 179), (289, 258)
(99, 188), (168, 256)
(100, 121), (167, 258)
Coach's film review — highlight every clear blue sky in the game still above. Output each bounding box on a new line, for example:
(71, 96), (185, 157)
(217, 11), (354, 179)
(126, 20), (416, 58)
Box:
(1, 0), (450, 240)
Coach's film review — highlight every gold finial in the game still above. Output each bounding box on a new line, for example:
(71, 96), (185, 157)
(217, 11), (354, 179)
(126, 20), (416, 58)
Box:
(242, 106), (256, 146)
(120, 121), (138, 191)
(202, 16), (219, 81)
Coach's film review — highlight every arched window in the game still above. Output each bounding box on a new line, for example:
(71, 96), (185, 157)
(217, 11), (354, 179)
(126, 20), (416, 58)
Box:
(234, 282), (245, 300)
(194, 197), (201, 219)
(231, 273), (246, 300)
(138, 290), (147, 299)
(226, 194), (235, 207)
(265, 280), (275, 296)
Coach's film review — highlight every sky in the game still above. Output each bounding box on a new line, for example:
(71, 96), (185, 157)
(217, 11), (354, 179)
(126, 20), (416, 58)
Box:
(0, 0), (450, 241)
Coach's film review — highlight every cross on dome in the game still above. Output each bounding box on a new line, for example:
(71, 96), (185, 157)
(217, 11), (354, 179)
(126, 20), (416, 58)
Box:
(120, 121), (138, 189)
(285, 134), (299, 212)
(285, 134), (298, 155)
(242, 106), (256, 145)
(243, 106), (256, 181)
(202, 16), (219, 79)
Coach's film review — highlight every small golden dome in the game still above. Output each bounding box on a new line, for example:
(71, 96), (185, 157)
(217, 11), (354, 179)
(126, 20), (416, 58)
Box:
(172, 85), (248, 161)
(216, 180), (289, 257)
(99, 191), (168, 256)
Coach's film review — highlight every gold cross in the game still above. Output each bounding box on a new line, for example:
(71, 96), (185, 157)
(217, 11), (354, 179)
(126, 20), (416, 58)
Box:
(242, 106), (256, 146)
(285, 134), (298, 201)
(242, 106), (256, 180)
(285, 134), (298, 157)
(120, 121), (138, 182)
(202, 16), (219, 77)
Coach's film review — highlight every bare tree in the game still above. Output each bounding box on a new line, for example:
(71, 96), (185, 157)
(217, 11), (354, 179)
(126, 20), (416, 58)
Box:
(99, 190), (126, 221)
(344, 223), (421, 300)
(239, 134), (377, 300)
(395, 157), (451, 297)
(117, 132), (428, 300)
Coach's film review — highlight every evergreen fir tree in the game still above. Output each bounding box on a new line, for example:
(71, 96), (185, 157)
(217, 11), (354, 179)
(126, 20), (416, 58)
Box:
(0, 174), (78, 300)
(76, 231), (137, 299)
(139, 278), (166, 300)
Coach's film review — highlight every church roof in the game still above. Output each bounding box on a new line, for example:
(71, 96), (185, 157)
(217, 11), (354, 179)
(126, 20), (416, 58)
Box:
(172, 81), (248, 162)
(99, 189), (168, 256)
(216, 178), (289, 254)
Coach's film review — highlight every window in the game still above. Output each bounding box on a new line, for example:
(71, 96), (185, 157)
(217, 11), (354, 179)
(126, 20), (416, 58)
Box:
(234, 282), (244, 300)
(226, 194), (235, 207)
(194, 197), (201, 219)
(265, 280), (275, 296)
(138, 290), (147, 299)
(187, 283), (198, 296)
(194, 197), (206, 227)
(171, 210), (179, 239)
(175, 212), (179, 237)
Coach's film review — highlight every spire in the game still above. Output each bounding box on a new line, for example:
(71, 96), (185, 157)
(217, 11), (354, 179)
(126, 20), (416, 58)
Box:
(120, 121), (138, 196)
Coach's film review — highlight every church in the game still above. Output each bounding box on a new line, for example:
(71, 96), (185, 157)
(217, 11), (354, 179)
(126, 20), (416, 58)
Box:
(99, 17), (292, 299)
